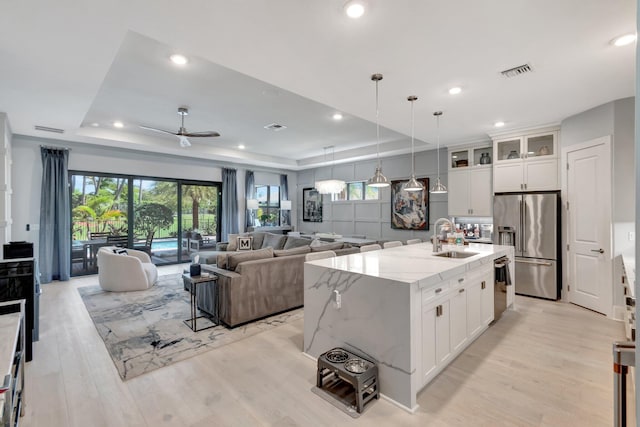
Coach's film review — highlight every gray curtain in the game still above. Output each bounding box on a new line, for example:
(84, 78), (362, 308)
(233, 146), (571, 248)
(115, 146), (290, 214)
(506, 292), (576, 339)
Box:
(221, 168), (239, 241)
(245, 170), (255, 229)
(280, 174), (289, 226)
(39, 147), (70, 283)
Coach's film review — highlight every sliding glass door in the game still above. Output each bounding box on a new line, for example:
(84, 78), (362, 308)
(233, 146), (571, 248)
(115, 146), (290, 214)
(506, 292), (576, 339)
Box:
(70, 172), (221, 276)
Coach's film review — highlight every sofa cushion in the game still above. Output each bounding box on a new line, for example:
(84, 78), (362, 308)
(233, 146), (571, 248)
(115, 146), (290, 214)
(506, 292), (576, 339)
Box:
(227, 247), (274, 271)
(226, 234), (240, 251)
(283, 236), (311, 250)
(310, 241), (345, 252)
(261, 233), (287, 250)
(249, 232), (266, 250)
(274, 246), (311, 257)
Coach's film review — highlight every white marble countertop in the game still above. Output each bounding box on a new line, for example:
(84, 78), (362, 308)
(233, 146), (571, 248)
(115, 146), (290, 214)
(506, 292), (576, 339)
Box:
(307, 242), (513, 289)
(622, 252), (635, 298)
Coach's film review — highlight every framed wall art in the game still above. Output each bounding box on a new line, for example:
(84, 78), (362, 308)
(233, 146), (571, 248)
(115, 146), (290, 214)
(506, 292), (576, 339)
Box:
(303, 187), (323, 222)
(390, 178), (429, 230)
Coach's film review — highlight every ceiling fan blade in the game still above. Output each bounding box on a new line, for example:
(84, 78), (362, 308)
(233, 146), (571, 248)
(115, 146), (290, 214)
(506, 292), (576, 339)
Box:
(183, 131), (221, 138)
(139, 125), (178, 136)
(178, 135), (191, 148)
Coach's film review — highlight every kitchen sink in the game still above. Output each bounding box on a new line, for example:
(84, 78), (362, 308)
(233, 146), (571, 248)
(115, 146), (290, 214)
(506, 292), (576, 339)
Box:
(433, 251), (479, 259)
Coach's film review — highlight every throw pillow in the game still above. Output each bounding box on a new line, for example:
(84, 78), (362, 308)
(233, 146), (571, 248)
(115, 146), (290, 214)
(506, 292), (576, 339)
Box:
(261, 233), (287, 250)
(226, 234), (239, 251)
(236, 236), (253, 251)
(112, 248), (128, 255)
(249, 232), (266, 250)
(283, 236), (311, 250)
(310, 241), (344, 252)
(227, 247), (274, 271)
(274, 246), (311, 257)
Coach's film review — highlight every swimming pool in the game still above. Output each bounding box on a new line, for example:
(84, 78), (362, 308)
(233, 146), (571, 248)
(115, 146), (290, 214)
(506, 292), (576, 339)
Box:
(152, 239), (178, 251)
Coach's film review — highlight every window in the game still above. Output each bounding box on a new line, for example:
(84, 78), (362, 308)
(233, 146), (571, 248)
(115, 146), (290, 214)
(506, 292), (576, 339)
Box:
(332, 181), (379, 201)
(255, 185), (281, 226)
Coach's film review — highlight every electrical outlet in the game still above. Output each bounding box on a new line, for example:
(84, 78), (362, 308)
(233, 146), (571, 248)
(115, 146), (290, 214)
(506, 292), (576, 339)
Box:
(333, 290), (341, 309)
(629, 232), (635, 241)
(26, 224), (30, 231)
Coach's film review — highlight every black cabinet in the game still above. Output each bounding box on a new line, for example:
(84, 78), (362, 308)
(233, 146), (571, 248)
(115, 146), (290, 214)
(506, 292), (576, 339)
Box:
(0, 260), (37, 362)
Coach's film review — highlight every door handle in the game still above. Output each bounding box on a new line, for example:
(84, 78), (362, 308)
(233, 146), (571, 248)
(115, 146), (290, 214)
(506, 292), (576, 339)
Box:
(591, 249), (605, 254)
(515, 259), (553, 267)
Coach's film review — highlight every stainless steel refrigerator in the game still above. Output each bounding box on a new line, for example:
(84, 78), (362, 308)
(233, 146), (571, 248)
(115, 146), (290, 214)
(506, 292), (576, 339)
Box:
(493, 192), (560, 300)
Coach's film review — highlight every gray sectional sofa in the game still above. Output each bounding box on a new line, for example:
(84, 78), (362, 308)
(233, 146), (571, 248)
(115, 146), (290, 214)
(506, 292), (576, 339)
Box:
(193, 232), (358, 327)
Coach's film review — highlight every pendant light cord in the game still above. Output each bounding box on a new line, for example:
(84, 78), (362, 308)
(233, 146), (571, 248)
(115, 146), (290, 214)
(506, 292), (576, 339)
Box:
(375, 79), (381, 168)
(411, 99), (415, 176)
(436, 114), (440, 179)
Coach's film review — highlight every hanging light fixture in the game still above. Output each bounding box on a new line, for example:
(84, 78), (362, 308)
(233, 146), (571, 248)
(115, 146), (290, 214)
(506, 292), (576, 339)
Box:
(367, 73), (390, 188)
(403, 95), (423, 192)
(430, 111), (448, 194)
(314, 146), (346, 194)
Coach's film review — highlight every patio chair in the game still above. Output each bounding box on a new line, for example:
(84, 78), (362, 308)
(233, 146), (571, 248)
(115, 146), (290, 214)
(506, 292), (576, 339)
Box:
(134, 231), (154, 256)
(106, 234), (128, 248)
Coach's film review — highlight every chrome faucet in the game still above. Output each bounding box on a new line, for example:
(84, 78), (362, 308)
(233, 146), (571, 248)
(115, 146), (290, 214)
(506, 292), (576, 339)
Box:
(432, 217), (454, 252)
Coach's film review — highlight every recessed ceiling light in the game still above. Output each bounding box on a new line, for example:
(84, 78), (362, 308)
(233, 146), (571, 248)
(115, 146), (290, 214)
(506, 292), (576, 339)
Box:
(238, 144), (245, 150)
(611, 33), (637, 47)
(90, 122), (100, 127)
(449, 87), (462, 95)
(113, 121), (124, 128)
(170, 54), (188, 65)
(344, 0), (366, 18)
(332, 113), (343, 120)
(494, 121), (505, 128)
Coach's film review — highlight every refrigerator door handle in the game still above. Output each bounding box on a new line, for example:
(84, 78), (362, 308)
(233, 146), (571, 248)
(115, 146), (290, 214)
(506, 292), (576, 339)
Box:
(518, 199), (523, 254)
(522, 199), (527, 253)
(515, 259), (553, 267)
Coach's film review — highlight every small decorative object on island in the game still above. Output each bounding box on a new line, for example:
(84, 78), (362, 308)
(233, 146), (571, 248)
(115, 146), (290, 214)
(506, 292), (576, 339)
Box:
(480, 152), (491, 164)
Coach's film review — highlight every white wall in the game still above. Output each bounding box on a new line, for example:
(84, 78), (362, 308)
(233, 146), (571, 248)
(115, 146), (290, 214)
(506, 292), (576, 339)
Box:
(11, 135), (297, 255)
(0, 113), (11, 245)
(296, 148), (449, 241)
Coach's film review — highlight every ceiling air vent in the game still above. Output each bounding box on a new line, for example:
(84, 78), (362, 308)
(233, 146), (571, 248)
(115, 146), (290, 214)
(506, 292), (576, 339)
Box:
(263, 123), (287, 131)
(34, 125), (64, 134)
(500, 63), (532, 78)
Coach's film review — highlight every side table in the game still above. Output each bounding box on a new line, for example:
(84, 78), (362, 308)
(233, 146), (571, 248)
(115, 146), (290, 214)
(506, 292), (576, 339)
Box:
(182, 273), (218, 332)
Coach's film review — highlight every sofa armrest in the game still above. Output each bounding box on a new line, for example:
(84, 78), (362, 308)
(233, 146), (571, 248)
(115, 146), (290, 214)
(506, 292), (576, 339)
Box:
(201, 264), (241, 280)
(125, 248), (152, 263)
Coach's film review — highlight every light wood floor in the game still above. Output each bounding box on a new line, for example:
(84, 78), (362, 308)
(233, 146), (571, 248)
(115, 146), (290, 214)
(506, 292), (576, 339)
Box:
(21, 264), (633, 426)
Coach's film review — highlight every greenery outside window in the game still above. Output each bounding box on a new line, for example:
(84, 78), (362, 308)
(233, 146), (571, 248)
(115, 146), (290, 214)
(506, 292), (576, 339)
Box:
(255, 185), (281, 225)
(332, 181), (379, 201)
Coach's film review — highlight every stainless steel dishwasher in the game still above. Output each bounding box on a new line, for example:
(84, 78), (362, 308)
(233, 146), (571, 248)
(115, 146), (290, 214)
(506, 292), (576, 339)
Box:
(494, 256), (511, 321)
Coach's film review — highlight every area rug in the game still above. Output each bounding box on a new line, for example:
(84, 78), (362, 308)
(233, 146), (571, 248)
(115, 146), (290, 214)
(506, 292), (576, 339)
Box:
(78, 274), (303, 380)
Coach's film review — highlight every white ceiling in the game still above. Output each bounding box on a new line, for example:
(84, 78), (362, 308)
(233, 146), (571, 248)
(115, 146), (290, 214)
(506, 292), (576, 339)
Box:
(0, 0), (635, 170)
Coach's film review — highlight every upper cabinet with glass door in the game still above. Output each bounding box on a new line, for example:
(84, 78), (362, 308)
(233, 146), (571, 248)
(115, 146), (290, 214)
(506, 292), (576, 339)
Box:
(492, 128), (559, 192)
(449, 144), (493, 170)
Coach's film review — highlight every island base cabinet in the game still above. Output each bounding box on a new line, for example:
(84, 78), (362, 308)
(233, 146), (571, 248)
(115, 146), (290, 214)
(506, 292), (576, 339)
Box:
(450, 288), (468, 353)
(421, 298), (451, 385)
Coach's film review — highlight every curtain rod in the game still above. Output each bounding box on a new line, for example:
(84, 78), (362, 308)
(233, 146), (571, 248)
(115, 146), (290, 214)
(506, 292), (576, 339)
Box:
(40, 145), (71, 151)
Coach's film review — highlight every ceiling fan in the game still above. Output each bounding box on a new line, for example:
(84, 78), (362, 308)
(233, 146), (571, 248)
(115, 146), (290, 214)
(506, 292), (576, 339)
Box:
(139, 107), (220, 148)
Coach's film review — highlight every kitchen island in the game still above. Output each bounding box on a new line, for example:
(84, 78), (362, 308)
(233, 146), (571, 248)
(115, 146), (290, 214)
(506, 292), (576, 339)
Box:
(304, 242), (514, 412)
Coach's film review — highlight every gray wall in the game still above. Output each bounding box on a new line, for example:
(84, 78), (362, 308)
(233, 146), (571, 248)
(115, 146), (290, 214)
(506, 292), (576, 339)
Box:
(296, 148), (449, 241)
(11, 135), (297, 256)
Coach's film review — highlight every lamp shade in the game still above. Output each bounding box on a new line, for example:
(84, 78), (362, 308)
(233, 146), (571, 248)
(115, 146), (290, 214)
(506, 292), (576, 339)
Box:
(404, 175), (424, 192)
(246, 199), (259, 210)
(280, 200), (292, 210)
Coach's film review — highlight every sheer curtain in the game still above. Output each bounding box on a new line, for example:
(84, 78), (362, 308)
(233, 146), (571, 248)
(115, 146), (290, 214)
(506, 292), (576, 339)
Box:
(245, 170), (255, 229)
(221, 168), (239, 241)
(39, 147), (70, 282)
(280, 174), (289, 226)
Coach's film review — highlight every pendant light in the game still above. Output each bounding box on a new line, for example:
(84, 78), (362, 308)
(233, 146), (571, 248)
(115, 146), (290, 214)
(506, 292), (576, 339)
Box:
(315, 146), (346, 194)
(367, 73), (390, 188)
(430, 111), (448, 194)
(403, 95), (423, 192)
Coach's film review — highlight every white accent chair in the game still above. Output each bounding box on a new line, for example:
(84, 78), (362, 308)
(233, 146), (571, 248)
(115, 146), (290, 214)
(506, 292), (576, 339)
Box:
(97, 246), (158, 292)
(383, 241), (403, 248)
(360, 244), (382, 253)
(305, 250), (337, 261)
(406, 238), (422, 245)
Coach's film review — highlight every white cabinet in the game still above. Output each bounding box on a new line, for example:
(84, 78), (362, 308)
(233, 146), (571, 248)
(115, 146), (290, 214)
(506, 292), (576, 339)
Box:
(420, 265), (494, 387)
(493, 130), (559, 192)
(448, 144), (493, 216)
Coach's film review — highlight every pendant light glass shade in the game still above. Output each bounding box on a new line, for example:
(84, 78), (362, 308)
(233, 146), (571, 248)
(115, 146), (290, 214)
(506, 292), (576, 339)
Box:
(430, 111), (448, 194)
(315, 146), (346, 194)
(367, 73), (390, 188)
(403, 95), (424, 192)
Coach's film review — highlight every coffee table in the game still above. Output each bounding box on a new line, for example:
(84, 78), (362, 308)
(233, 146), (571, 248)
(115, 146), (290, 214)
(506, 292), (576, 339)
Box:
(182, 273), (218, 332)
